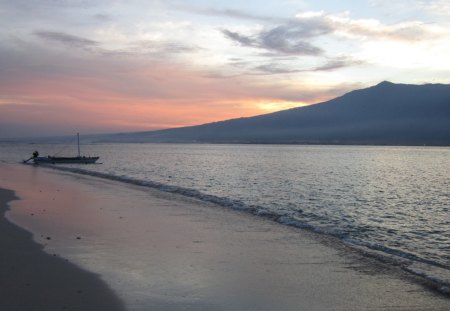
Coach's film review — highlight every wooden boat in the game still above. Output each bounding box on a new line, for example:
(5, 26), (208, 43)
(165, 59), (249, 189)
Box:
(32, 155), (99, 164)
(24, 133), (99, 164)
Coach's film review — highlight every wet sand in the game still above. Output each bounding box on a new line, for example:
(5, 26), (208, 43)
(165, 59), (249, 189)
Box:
(1, 163), (449, 310)
(0, 187), (125, 311)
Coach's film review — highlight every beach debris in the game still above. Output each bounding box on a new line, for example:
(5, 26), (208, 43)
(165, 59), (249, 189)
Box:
(46, 236), (51, 240)
(76, 236), (81, 240)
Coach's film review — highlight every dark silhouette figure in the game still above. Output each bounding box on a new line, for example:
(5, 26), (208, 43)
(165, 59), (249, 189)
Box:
(23, 151), (39, 163)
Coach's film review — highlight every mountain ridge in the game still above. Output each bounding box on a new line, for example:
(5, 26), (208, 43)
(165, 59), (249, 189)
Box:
(96, 81), (450, 146)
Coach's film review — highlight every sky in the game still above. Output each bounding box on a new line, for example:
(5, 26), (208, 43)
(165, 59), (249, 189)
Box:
(0, 0), (449, 138)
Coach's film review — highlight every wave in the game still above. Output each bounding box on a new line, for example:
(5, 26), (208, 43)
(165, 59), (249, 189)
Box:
(35, 163), (450, 296)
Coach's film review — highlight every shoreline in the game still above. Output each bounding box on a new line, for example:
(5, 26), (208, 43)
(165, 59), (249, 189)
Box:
(31, 162), (450, 295)
(1, 163), (449, 310)
(0, 187), (126, 311)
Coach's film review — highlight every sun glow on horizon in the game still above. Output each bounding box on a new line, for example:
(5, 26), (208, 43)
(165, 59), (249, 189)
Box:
(256, 101), (310, 112)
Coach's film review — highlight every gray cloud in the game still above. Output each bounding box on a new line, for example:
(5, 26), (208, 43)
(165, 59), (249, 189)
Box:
(134, 40), (199, 55)
(252, 57), (363, 75)
(259, 25), (324, 55)
(34, 31), (99, 49)
(222, 27), (323, 56)
(221, 13), (340, 56)
(31, 31), (198, 59)
(98, 40), (200, 60)
(253, 64), (298, 74)
(222, 30), (254, 46)
(314, 57), (364, 71)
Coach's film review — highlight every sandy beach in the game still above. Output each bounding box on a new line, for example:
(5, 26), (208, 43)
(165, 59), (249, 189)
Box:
(1, 163), (449, 310)
(0, 188), (125, 311)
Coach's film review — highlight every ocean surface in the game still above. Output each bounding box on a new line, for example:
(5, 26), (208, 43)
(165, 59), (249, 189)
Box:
(1, 143), (449, 287)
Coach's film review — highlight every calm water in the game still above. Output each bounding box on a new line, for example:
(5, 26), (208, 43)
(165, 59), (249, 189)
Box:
(2, 143), (450, 273)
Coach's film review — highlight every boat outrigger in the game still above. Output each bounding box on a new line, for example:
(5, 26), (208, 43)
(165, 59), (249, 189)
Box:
(24, 133), (99, 164)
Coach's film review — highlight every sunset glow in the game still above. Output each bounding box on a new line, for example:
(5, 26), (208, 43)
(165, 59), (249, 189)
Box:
(0, 0), (449, 137)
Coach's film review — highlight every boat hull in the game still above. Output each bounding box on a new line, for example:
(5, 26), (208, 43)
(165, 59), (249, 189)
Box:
(33, 156), (99, 164)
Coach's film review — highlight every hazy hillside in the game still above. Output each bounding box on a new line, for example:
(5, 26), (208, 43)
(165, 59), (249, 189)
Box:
(99, 81), (450, 145)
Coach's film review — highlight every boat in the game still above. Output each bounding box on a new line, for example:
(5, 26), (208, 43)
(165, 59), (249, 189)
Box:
(24, 133), (100, 164)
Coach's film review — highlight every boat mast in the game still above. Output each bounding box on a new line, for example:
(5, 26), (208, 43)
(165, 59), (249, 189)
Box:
(77, 133), (80, 157)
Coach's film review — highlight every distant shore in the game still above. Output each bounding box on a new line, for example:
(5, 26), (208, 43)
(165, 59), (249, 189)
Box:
(0, 187), (125, 311)
(1, 163), (449, 310)
(2, 138), (450, 147)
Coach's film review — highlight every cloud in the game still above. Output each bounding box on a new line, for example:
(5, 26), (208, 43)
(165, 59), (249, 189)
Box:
(369, 0), (450, 17)
(0, 0), (105, 11)
(34, 31), (99, 49)
(314, 57), (364, 71)
(253, 64), (298, 74)
(93, 13), (113, 22)
(263, 82), (363, 103)
(31, 30), (200, 60)
(220, 12), (339, 56)
(258, 24), (325, 55)
(179, 6), (282, 23)
(222, 28), (323, 56)
(130, 40), (200, 55)
(252, 56), (363, 74)
(221, 10), (447, 57)
(422, 0), (450, 16)
(221, 30), (255, 46)
(0, 0), (106, 26)
(328, 15), (442, 41)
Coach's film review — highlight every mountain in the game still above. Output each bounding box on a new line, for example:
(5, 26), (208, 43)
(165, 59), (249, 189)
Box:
(100, 81), (450, 145)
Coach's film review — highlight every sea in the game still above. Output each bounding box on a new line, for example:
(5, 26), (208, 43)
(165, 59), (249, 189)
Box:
(1, 142), (449, 290)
